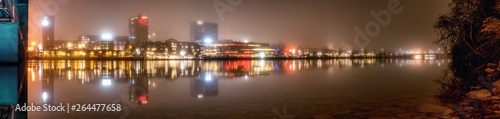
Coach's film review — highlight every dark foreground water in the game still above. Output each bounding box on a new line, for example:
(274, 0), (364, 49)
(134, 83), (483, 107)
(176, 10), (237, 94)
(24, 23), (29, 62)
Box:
(27, 59), (451, 119)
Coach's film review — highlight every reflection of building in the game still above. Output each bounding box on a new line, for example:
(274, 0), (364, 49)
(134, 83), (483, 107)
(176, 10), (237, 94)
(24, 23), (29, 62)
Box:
(42, 16), (55, 50)
(129, 15), (149, 48)
(203, 60), (273, 78)
(142, 39), (201, 59)
(146, 61), (202, 79)
(191, 72), (218, 98)
(41, 70), (55, 104)
(203, 40), (275, 58)
(129, 78), (149, 104)
(36, 60), (202, 84)
(129, 62), (149, 105)
(190, 21), (218, 43)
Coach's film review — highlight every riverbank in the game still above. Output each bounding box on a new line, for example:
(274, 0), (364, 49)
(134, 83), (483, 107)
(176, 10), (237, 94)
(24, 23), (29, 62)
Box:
(452, 61), (500, 118)
(28, 57), (146, 61)
(27, 56), (437, 60)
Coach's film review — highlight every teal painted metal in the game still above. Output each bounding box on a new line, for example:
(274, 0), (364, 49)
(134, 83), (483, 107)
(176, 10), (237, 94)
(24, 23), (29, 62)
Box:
(0, 66), (18, 105)
(0, 22), (19, 63)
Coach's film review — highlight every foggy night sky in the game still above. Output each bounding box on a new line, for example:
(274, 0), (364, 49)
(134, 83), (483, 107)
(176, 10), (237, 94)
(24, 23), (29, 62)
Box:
(29, 0), (451, 51)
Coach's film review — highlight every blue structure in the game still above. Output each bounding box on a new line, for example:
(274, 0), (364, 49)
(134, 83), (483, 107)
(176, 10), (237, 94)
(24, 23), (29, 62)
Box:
(0, 22), (19, 62)
(0, 0), (28, 118)
(0, 66), (18, 105)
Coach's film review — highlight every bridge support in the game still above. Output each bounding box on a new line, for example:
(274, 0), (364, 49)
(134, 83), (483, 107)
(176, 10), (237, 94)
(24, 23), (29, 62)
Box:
(0, 0), (28, 118)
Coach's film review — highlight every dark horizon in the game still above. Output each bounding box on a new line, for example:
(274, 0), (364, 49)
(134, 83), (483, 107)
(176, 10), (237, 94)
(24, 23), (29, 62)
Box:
(29, 0), (451, 51)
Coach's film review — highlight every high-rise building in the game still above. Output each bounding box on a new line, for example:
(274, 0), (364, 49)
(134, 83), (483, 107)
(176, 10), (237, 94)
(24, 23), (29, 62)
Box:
(42, 16), (54, 50)
(129, 15), (149, 48)
(190, 21), (218, 43)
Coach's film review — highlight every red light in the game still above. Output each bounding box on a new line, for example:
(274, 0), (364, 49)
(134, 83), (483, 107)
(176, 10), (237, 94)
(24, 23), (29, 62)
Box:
(139, 95), (147, 101)
(139, 18), (148, 25)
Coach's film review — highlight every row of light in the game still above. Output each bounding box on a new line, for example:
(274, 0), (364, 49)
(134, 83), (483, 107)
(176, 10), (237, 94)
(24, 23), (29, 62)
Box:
(45, 18), (440, 55)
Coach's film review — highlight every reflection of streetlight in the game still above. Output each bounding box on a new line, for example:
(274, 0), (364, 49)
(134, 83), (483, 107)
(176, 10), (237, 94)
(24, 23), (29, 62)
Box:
(31, 42), (36, 46)
(205, 75), (212, 81)
(101, 79), (112, 86)
(42, 92), (48, 103)
(205, 73), (212, 81)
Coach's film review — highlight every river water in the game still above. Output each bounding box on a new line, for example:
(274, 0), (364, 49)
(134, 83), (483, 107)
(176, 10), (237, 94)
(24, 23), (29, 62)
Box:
(27, 59), (451, 118)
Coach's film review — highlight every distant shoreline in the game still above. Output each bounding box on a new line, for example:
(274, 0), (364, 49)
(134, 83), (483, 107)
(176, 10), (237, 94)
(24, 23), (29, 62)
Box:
(28, 55), (449, 60)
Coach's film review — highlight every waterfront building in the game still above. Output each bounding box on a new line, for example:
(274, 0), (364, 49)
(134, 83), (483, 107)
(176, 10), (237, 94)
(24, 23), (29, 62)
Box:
(77, 35), (129, 51)
(202, 40), (275, 58)
(41, 35), (130, 58)
(142, 39), (201, 59)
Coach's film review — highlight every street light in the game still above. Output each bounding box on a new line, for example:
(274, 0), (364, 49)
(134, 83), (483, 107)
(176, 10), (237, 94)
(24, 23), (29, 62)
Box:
(180, 51), (186, 57)
(259, 52), (266, 58)
(67, 43), (73, 48)
(197, 20), (203, 25)
(38, 44), (43, 51)
(135, 48), (140, 55)
(42, 17), (49, 26)
(101, 33), (113, 40)
(204, 38), (213, 44)
(243, 38), (250, 43)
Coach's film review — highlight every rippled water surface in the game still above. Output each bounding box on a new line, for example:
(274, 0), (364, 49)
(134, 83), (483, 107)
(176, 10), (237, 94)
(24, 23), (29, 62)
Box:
(27, 59), (450, 118)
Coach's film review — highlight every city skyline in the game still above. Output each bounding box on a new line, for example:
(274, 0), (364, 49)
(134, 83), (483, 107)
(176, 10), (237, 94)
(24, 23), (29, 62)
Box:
(3, 0), (498, 118)
(29, 0), (450, 51)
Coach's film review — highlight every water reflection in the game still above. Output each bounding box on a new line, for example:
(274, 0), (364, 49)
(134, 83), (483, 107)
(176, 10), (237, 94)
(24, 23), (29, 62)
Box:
(41, 77), (53, 104)
(27, 59), (450, 105)
(129, 77), (148, 104)
(191, 72), (218, 98)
